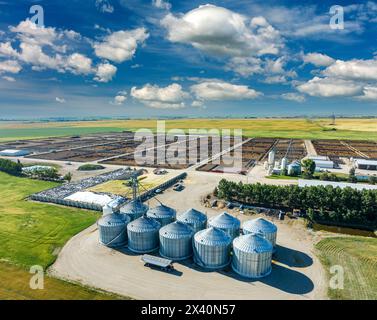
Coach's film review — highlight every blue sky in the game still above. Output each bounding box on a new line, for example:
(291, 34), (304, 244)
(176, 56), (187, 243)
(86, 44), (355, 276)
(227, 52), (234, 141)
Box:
(0, 0), (376, 119)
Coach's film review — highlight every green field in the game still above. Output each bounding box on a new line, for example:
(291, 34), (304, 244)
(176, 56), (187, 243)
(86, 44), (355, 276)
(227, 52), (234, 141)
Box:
(0, 172), (126, 299)
(315, 237), (377, 300)
(1, 118), (377, 141)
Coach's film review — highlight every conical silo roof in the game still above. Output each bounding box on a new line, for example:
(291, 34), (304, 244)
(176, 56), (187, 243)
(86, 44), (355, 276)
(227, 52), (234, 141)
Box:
(177, 208), (207, 224)
(243, 218), (277, 234)
(127, 215), (161, 232)
(120, 200), (148, 214)
(98, 213), (130, 227)
(208, 212), (240, 229)
(194, 227), (231, 246)
(159, 221), (194, 239)
(233, 233), (273, 253)
(147, 204), (176, 219)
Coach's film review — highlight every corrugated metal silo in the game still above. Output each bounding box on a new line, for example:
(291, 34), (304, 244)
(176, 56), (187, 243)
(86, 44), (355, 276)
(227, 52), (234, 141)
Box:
(120, 200), (148, 221)
(177, 208), (207, 233)
(193, 227), (232, 270)
(98, 213), (131, 248)
(147, 204), (176, 226)
(127, 216), (161, 253)
(232, 233), (273, 278)
(159, 221), (194, 260)
(242, 217), (278, 247)
(208, 212), (240, 239)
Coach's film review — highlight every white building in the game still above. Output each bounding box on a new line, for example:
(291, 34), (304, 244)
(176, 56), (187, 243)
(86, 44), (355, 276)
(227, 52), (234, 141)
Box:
(0, 149), (30, 157)
(298, 179), (377, 191)
(353, 159), (377, 171)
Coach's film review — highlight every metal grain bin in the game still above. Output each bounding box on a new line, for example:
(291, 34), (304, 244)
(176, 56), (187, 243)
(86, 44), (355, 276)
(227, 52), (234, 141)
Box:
(120, 200), (148, 221)
(177, 208), (207, 233)
(208, 212), (240, 240)
(193, 227), (232, 270)
(232, 233), (273, 278)
(98, 213), (131, 248)
(159, 221), (194, 261)
(242, 218), (278, 247)
(147, 204), (176, 226)
(127, 216), (161, 253)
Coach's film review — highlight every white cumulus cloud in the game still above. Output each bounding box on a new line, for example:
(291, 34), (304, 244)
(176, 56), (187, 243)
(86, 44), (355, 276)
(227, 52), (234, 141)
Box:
(324, 58), (377, 81)
(131, 83), (189, 109)
(281, 92), (306, 103)
(190, 81), (261, 101)
(94, 63), (117, 83)
(297, 77), (363, 97)
(161, 4), (283, 57)
(303, 52), (335, 67)
(93, 28), (149, 63)
(55, 97), (66, 103)
(0, 60), (22, 74)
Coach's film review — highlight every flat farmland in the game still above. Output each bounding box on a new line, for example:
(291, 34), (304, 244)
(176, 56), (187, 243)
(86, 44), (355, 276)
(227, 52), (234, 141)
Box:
(1, 118), (377, 141)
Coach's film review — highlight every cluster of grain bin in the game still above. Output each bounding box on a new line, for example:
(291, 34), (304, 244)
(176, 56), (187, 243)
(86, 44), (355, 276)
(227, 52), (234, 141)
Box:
(98, 203), (278, 279)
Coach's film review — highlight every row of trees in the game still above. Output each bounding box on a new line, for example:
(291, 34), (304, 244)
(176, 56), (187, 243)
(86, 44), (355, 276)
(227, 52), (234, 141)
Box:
(217, 179), (377, 228)
(0, 159), (23, 176)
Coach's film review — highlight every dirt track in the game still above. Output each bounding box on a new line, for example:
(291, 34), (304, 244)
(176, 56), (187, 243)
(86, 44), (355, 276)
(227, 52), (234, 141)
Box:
(50, 170), (327, 300)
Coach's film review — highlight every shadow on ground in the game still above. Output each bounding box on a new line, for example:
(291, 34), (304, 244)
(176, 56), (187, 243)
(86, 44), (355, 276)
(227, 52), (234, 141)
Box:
(274, 245), (313, 268)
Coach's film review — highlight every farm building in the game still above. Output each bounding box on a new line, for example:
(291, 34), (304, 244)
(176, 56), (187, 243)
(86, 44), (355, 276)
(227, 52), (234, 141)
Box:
(353, 159), (377, 171)
(0, 149), (30, 157)
(298, 179), (377, 191)
(307, 156), (334, 169)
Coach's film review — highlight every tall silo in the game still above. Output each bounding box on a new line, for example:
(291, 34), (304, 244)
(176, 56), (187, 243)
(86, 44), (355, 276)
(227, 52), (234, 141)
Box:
(120, 200), (148, 221)
(159, 221), (194, 261)
(193, 227), (232, 270)
(177, 208), (207, 233)
(268, 149), (276, 166)
(208, 212), (240, 240)
(242, 217), (278, 247)
(98, 213), (131, 248)
(127, 216), (161, 253)
(147, 204), (176, 226)
(232, 233), (273, 278)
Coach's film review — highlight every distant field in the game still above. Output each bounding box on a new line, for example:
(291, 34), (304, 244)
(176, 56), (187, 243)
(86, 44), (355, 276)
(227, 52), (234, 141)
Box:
(315, 236), (377, 300)
(0, 172), (125, 299)
(0, 118), (376, 141)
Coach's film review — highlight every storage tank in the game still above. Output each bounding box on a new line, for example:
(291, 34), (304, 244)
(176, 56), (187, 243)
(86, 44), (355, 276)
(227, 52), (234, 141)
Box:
(120, 200), (148, 221)
(232, 233), (273, 278)
(242, 217), (278, 247)
(193, 227), (232, 270)
(177, 208), (207, 233)
(159, 221), (194, 260)
(268, 149), (275, 165)
(281, 157), (288, 170)
(127, 216), (161, 253)
(147, 204), (176, 226)
(98, 213), (131, 248)
(208, 212), (240, 239)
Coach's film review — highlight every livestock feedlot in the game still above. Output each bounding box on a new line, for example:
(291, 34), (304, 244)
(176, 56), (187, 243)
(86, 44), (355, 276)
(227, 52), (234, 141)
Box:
(1, 132), (376, 171)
